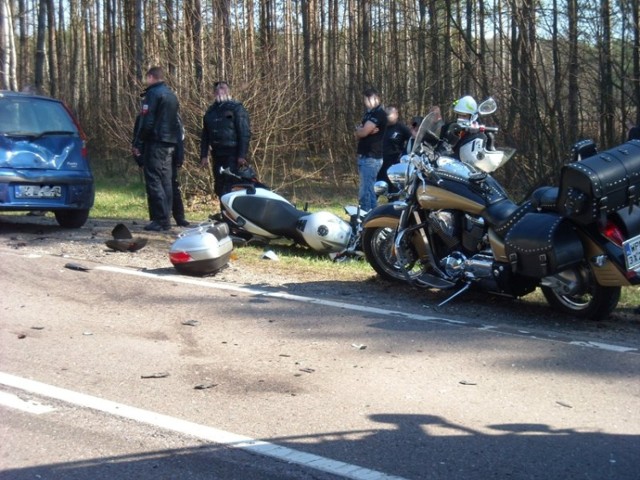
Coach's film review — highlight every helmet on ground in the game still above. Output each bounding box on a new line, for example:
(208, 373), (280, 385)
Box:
(453, 96), (477, 116)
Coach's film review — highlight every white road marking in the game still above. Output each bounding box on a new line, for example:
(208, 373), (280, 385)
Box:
(0, 390), (56, 414)
(568, 341), (639, 353)
(0, 372), (406, 480)
(95, 265), (639, 355)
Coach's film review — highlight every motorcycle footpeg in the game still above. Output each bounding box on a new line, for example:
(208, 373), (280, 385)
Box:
(413, 273), (456, 289)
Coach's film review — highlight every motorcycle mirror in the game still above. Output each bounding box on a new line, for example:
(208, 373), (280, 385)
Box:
(477, 97), (497, 116)
(374, 180), (389, 196)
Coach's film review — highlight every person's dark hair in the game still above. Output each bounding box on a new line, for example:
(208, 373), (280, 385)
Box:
(146, 66), (164, 81)
(363, 87), (379, 98)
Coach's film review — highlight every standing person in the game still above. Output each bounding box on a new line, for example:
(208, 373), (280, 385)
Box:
(133, 113), (189, 227)
(355, 88), (387, 212)
(199, 81), (251, 205)
(171, 116), (190, 227)
(133, 66), (180, 232)
(378, 106), (412, 192)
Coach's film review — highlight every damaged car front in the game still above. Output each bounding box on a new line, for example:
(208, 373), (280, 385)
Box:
(0, 91), (95, 228)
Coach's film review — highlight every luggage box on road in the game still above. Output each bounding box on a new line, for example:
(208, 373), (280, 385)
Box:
(169, 222), (233, 276)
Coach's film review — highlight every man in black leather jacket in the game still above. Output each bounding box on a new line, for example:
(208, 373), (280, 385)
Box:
(133, 66), (180, 231)
(199, 81), (251, 203)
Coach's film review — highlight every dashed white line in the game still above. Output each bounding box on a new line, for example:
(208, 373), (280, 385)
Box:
(0, 372), (406, 480)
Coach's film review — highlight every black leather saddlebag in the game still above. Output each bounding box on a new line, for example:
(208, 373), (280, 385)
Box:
(504, 213), (584, 278)
(557, 140), (640, 225)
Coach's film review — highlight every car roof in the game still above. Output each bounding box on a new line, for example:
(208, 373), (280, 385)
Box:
(0, 90), (63, 103)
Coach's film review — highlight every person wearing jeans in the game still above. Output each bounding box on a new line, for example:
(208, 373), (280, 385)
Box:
(355, 88), (387, 212)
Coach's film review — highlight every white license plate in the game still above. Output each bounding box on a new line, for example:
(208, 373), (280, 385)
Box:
(15, 185), (62, 199)
(623, 234), (640, 271)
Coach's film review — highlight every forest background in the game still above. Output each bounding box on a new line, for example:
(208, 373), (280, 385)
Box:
(0, 0), (639, 202)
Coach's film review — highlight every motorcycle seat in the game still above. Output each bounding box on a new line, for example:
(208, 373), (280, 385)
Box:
(484, 198), (534, 237)
(530, 186), (560, 212)
(233, 195), (307, 238)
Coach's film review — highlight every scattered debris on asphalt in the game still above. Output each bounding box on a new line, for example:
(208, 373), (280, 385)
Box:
(299, 368), (315, 374)
(181, 319), (200, 327)
(31, 326), (44, 330)
(82, 331), (93, 336)
(556, 401), (573, 408)
(351, 344), (367, 350)
(459, 380), (477, 386)
(194, 383), (218, 390)
(141, 372), (170, 379)
(64, 262), (91, 272)
(17, 334), (26, 339)
(105, 223), (148, 252)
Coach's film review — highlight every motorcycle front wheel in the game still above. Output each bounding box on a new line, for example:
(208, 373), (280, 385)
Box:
(541, 284), (621, 320)
(362, 226), (427, 282)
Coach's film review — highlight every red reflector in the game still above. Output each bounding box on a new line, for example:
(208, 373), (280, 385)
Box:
(170, 251), (192, 264)
(601, 221), (625, 247)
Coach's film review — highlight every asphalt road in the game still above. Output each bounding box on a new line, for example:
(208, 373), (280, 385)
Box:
(1, 248), (639, 479)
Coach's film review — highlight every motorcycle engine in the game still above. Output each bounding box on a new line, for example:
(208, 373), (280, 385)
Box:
(429, 210), (460, 249)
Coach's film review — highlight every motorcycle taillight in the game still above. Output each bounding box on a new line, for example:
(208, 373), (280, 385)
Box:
(600, 220), (625, 247)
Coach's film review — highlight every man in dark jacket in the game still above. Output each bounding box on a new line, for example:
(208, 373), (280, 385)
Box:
(378, 106), (412, 193)
(133, 66), (180, 231)
(199, 81), (251, 203)
(132, 113), (189, 227)
(355, 87), (387, 211)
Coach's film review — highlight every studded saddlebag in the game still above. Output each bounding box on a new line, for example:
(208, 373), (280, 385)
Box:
(504, 213), (584, 278)
(557, 140), (640, 225)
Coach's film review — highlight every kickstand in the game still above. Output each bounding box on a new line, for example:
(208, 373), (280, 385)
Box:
(438, 282), (471, 307)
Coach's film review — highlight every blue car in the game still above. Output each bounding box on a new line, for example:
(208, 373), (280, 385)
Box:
(0, 91), (95, 228)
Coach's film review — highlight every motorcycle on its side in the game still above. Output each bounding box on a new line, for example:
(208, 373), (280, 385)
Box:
(362, 98), (640, 319)
(216, 167), (364, 256)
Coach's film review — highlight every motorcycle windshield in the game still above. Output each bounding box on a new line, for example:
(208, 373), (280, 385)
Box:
(413, 111), (443, 154)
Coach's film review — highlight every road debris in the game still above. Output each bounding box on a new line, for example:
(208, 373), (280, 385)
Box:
(141, 372), (170, 379)
(31, 326), (44, 330)
(299, 368), (315, 374)
(459, 380), (477, 386)
(351, 344), (367, 350)
(262, 250), (279, 261)
(181, 319), (200, 327)
(64, 262), (91, 272)
(17, 334), (26, 339)
(82, 331), (93, 336)
(194, 383), (218, 390)
(556, 401), (573, 409)
(105, 223), (148, 252)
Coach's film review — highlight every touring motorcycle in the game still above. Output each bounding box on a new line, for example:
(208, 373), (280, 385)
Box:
(216, 166), (364, 256)
(363, 98), (640, 319)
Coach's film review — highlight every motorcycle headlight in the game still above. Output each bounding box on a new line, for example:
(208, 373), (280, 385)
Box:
(387, 162), (414, 189)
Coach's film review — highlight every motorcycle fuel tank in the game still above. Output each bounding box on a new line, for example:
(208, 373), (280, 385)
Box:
(417, 157), (508, 213)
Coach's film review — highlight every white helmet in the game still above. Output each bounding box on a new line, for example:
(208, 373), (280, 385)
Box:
(453, 95), (478, 116)
(298, 211), (352, 253)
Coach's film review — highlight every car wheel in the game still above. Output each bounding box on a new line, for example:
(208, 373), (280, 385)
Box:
(54, 209), (90, 228)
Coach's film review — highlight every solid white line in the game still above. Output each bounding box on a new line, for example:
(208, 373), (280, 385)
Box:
(0, 390), (56, 414)
(0, 372), (406, 480)
(94, 265), (640, 355)
(95, 265), (466, 326)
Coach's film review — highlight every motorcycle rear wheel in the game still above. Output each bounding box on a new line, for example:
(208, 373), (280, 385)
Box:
(541, 284), (621, 321)
(362, 226), (427, 282)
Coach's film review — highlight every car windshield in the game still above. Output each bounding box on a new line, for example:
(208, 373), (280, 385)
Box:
(0, 97), (78, 137)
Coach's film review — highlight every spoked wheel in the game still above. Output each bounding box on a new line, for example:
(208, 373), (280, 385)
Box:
(362, 226), (428, 282)
(541, 266), (621, 320)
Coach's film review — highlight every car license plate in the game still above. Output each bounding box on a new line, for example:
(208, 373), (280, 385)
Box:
(623, 234), (640, 271)
(15, 185), (62, 199)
